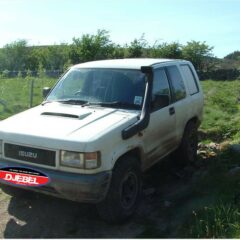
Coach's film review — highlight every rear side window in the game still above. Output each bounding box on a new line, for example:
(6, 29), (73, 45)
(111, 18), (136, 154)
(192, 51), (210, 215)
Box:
(152, 68), (170, 110)
(166, 65), (186, 102)
(152, 69), (170, 97)
(180, 65), (199, 95)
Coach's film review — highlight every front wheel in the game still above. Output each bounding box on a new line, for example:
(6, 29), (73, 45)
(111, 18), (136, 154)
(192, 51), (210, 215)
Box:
(97, 156), (141, 223)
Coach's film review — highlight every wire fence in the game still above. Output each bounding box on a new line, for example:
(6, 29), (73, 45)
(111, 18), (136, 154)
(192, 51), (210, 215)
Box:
(0, 70), (63, 78)
(0, 72), (60, 120)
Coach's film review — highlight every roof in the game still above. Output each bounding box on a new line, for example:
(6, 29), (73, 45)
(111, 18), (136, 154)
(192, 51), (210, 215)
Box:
(73, 58), (186, 70)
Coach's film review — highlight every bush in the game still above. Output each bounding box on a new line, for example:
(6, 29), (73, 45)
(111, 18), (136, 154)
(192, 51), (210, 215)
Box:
(1, 69), (10, 78)
(199, 69), (240, 80)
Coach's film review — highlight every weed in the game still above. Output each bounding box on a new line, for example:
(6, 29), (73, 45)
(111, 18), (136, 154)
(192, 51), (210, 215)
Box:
(183, 203), (240, 238)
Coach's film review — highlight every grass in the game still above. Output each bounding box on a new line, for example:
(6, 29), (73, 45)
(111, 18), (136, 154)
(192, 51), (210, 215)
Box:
(200, 80), (240, 143)
(0, 76), (57, 120)
(178, 145), (240, 237)
(185, 203), (240, 238)
(178, 80), (240, 238)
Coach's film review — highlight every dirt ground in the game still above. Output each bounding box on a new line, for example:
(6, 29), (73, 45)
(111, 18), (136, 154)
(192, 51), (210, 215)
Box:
(0, 158), (203, 238)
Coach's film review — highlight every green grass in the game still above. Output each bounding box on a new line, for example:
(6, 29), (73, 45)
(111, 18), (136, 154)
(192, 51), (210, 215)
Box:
(184, 203), (240, 238)
(178, 80), (240, 238)
(0, 76), (57, 120)
(179, 145), (240, 236)
(200, 80), (240, 143)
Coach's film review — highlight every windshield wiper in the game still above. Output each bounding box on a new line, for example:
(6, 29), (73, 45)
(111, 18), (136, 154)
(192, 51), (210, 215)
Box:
(42, 99), (88, 106)
(42, 99), (140, 109)
(57, 99), (89, 105)
(86, 101), (140, 110)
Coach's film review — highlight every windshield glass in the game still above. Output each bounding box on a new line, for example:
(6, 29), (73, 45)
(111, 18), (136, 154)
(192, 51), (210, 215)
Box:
(46, 68), (146, 109)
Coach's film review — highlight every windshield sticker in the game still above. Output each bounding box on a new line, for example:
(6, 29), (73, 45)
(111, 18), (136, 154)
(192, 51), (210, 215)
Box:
(0, 167), (50, 187)
(134, 96), (143, 105)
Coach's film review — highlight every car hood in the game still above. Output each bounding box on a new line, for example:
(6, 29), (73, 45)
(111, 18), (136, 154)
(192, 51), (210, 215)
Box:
(0, 103), (139, 149)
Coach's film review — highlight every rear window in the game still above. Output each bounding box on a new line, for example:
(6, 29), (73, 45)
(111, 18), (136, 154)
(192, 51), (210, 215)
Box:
(180, 65), (199, 95)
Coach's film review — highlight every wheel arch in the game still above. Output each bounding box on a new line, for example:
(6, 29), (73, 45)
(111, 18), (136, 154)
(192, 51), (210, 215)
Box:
(187, 116), (201, 128)
(112, 147), (144, 170)
(178, 116), (200, 147)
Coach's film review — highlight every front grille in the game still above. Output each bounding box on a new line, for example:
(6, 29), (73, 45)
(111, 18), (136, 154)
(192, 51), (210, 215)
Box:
(4, 143), (56, 167)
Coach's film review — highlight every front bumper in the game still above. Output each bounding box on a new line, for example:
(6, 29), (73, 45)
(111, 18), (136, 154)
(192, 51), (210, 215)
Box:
(0, 158), (112, 203)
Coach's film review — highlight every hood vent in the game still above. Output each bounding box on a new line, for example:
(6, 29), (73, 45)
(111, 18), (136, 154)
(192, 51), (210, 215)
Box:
(41, 112), (92, 120)
(42, 112), (79, 118)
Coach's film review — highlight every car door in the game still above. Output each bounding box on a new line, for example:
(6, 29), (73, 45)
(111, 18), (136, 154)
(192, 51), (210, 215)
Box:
(143, 67), (177, 169)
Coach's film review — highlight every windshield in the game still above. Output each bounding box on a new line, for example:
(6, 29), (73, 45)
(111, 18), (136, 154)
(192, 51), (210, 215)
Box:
(46, 68), (146, 110)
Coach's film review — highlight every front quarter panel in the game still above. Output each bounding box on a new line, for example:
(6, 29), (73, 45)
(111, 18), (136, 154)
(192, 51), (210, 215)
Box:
(83, 117), (146, 172)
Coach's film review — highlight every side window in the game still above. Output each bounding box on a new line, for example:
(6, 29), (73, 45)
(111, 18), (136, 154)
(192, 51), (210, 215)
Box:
(180, 65), (199, 95)
(152, 68), (170, 111)
(166, 65), (186, 102)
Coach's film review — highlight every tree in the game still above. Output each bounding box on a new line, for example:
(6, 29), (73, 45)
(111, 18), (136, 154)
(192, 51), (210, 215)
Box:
(1, 40), (29, 71)
(63, 59), (72, 71)
(27, 44), (70, 71)
(111, 44), (125, 59)
(47, 44), (70, 70)
(0, 49), (5, 71)
(126, 34), (147, 58)
(23, 46), (47, 71)
(224, 51), (240, 60)
(70, 29), (114, 63)
(150, 42), (182, 59)
(181, 41), (214, 72)
(37, 62), (46, 78)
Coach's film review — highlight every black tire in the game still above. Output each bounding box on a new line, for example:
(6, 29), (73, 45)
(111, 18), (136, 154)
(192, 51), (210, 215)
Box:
(173, 121), (198, 166)
(97, 156), (142, 223)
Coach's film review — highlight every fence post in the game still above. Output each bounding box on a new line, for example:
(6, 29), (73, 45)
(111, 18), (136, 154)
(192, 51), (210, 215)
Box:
(29, 79), (34, 108)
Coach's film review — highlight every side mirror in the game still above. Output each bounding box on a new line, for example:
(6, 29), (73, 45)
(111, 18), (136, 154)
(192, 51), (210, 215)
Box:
(152, 94), (170, 110)
(42, 87), (51, 98)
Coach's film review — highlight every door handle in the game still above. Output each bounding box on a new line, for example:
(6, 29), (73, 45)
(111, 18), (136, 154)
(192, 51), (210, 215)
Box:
(169, 107), (175, 115)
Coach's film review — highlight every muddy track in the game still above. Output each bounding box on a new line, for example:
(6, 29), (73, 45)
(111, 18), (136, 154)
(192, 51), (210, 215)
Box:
(0, 158), (203, 238)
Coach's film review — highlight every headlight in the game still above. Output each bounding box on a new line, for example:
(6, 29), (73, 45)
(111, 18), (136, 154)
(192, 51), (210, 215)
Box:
(0, 140), (2, 155)
(60, 151), (100, 169)
(60, 151), (84, 168)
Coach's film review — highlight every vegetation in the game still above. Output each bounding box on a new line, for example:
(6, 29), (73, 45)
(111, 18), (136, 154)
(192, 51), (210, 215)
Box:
(200, 80), (240, 142)
(178, 80), (240, 238)
(179, 146), (240, 238)
(0, 30), (217, 74)
(1, 30), (240, 80)
(224, 51), (240, 61)
(0, 76), (56, 120)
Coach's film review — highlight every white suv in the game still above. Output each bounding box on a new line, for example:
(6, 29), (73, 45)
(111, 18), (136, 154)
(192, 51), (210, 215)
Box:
(0, 59), (204, 222)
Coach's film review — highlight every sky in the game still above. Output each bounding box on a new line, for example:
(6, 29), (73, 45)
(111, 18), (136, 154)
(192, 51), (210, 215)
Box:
(0, 0), (239, 58)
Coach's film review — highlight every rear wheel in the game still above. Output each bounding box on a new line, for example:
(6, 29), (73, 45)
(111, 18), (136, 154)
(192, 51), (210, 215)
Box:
(173, 121), (198, 166)
(97, 156), (141, 223)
